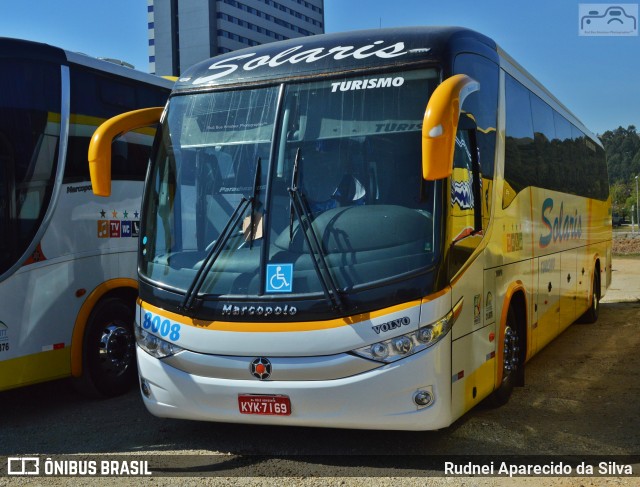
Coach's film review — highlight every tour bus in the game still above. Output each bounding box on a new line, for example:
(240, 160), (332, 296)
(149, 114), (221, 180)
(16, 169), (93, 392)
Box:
(89, 27), (611, 429)
(0, 38), (173, 396)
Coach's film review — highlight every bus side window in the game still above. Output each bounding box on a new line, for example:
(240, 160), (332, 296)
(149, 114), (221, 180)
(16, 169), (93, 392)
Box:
(504, 75), (536, 207)
(453, 53), (498, 230)
(449, 113), (483, 278)
(64, 65), (166, 184)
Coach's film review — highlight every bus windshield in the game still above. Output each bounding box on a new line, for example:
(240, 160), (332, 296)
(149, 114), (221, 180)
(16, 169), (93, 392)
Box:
(141, 68), (441, 301)
(0, 59), (61, 276)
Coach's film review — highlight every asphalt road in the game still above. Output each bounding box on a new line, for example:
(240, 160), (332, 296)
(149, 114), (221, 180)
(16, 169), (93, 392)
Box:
(1, 258), (639, 482)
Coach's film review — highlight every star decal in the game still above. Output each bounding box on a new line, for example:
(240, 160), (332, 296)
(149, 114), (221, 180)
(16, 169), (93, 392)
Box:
(134, 211), (139, 219)
(123, 210), (129, 218)
(112, 210), (118, 218)
(100, 209), (106, 218)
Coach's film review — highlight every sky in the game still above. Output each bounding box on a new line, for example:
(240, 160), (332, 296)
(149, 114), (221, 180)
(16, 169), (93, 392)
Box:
(0, 0), (637, 135)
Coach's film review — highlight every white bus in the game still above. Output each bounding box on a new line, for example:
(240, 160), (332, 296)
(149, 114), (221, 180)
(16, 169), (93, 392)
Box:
(0, 38), (172, 396)
(89, 27), (611, 428)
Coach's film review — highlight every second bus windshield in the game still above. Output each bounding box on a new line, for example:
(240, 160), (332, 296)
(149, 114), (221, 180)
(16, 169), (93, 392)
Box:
(142, 68), (441, 299)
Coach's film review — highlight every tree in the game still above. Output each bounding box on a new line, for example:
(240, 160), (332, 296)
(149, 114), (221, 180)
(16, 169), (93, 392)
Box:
(598, 126), (640, 220)
(601, 126), (640, 184)
(610, 181), (630, 218)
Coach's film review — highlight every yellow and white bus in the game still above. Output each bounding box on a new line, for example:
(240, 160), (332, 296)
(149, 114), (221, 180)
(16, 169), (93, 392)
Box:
(89, 27), (611, 428)
(0, 38), (172, 396)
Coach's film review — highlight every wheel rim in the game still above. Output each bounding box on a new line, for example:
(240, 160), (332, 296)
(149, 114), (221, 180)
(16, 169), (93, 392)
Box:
(502, 325), (520, 381)
(98, 324), (134, 377)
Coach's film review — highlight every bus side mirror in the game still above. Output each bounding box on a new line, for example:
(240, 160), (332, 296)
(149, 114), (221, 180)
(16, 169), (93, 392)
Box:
(422, 74), (479, 181)
(88, 107), (164, 197)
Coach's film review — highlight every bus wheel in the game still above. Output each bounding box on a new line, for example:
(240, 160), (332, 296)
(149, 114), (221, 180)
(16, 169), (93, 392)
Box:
(486, 307), (521, 407)
(75, 296), (137, 398)
(579, 270), (600, 324)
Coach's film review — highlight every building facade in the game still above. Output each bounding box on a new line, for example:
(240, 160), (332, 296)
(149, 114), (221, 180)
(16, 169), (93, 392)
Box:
(148, 0), (325, 76)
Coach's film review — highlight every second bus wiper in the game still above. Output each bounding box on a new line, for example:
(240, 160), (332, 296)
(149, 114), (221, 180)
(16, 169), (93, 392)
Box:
(287, 148), (344, 312)
(180, 196), (249, 312)
(180, 157), (261, 313)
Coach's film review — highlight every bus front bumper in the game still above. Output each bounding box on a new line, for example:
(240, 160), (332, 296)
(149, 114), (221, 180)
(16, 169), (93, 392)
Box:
(136, 337), (453, 431)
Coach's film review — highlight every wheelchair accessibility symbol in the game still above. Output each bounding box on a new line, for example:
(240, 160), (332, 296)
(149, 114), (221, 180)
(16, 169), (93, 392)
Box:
(266, 264), (293, 293)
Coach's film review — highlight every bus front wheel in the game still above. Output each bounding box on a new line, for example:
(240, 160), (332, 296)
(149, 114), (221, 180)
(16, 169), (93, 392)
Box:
(75, 296), (137, 398)
(486, 306), (521, 407)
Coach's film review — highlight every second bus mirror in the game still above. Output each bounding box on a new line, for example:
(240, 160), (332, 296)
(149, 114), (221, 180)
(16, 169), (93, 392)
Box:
(421, 74), (479, 181)
(89, 107), (164, 197)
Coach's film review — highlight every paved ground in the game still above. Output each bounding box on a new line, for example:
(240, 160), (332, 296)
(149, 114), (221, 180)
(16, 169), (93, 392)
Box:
(602, 256), (640, 302)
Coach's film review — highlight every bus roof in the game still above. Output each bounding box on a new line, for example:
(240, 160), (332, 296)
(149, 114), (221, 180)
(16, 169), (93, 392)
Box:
(172, 25), (600, 144)
(0, 37), (173, 90)
(175, 26), (496, 91)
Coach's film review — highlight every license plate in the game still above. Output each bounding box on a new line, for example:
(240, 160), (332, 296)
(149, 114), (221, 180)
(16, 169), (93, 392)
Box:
(238, 394), (291, 416)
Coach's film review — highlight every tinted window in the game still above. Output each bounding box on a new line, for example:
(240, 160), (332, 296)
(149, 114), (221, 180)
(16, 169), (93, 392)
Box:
(530, 94), (554, 191)
(504, 74), (535, 206)
(141, 70), (442, 297)
(451, 123), (476, 241)
(503, 73), (608, 203)
(65, 129), (155, 183)
(454, 53), (499, 231)
(454, 53), (499, 179)
(64, 67), (168, 183)
(0, 58), (61, 276)
(580, 129), (609, 200)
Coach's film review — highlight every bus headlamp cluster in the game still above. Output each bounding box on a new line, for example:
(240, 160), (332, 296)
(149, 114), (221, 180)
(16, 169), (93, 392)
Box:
(352, 300), (463, 364)
(135, 323), (184, 359)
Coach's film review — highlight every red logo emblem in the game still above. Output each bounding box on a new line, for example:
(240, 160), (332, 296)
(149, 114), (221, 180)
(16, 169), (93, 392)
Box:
(250, 357), (272, 380)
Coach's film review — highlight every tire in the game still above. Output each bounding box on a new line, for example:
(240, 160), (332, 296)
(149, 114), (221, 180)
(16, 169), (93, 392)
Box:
(486, 306), (521, 407)
(74, 296), (137, 398)
(578, 270), (600, 324)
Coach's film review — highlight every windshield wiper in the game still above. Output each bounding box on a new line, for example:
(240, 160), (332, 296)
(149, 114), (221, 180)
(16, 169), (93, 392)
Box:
(248, 157), (261, 249)
(180, 196), (249, 312)
(287, 149), (344, 312)
(180, 157), (261, 313)
(289, 148), (301, 242)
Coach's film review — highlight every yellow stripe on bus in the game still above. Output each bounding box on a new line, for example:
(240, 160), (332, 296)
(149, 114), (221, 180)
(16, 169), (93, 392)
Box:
(0, 348), (70, 391)
(46, 112), (157, 136)
(139, 297), (429, 333)
(464, 358), (495, 410)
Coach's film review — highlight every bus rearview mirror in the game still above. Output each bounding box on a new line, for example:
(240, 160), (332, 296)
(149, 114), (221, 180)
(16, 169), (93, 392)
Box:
(88, 107), (164, 197)
(422, 74), (479, 181)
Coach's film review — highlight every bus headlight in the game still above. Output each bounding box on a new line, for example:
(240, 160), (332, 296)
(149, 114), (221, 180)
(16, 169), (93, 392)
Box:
(135, 323), (184, 359)
(352, 299), (463, 364)
(370, 342), (389, 360)
(392, 336), (413, 354)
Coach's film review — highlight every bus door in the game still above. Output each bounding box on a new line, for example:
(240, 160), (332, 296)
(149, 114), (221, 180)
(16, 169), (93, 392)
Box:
(448, 112), (493, 414)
